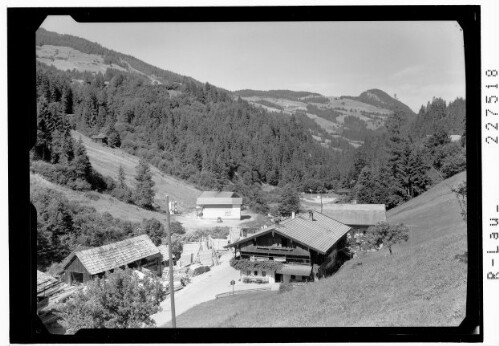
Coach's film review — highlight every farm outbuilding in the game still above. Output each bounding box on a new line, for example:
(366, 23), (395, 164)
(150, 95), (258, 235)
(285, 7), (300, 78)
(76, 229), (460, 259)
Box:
(91, 133), (107, 144)
(196, 191), (243, 220)
(61, 235), (162, 285)
(321, 204), (387, 235)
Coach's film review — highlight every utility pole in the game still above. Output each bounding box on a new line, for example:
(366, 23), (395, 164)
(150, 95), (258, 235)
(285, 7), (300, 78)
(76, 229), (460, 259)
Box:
(166, 195), (176, 328)
(320, 189), (323, 214)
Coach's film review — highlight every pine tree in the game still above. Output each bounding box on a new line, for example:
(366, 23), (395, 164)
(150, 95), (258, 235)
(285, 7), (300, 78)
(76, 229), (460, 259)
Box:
(277, 184), (300, 217)
(107, 125), (121, 148)
(73, 138), (92, 180)
(118, 165), (126, 189)
(406, 146), (431, 198)
(34, 97), (52, 161)
(134, 159), (155, 209)
(61, 86), (73, 114)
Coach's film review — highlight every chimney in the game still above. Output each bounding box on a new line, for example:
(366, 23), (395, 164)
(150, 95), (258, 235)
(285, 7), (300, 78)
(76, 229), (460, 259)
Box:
(292, 211), (296, 219)
(308, 210), (314, 221)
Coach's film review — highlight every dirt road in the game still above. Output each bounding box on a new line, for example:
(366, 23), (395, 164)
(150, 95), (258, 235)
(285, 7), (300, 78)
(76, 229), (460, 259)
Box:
(152, 253), (272, 327)
(152, 253), (240, 326)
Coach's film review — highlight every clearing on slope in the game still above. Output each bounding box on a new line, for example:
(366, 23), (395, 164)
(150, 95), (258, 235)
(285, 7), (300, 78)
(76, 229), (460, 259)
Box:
(71, 131), (201, 212)
(167, 172), (467, 327)
(30, 173), (172, 225)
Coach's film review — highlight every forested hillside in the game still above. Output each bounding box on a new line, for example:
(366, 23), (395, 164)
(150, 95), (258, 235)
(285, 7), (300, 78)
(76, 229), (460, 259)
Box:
(36, 27), (188, 86)
(33, 28), (466, 216)
(411, 97), (466, 138)
(34, 30), (355, 216)
(346, 108), (466, 209)
(235, 88), (402, 149)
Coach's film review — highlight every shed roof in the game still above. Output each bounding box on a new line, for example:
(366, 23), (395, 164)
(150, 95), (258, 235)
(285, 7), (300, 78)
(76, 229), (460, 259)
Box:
(91, 133), (107, 139)
(321, 204), (386, 226)
(226, 211), (351, 254)
(68, 235), (160, 275)
(197, 191), (243, 205)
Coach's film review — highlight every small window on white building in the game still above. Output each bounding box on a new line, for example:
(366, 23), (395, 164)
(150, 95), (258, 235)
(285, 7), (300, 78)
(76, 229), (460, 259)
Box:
(246, 270), (251, 276)
(262, 271), (266, 277)
(254, 270), (258, 276)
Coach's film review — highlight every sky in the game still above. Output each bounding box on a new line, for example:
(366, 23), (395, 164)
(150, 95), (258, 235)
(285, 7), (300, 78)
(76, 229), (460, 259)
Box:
(41, 16), (465, 112)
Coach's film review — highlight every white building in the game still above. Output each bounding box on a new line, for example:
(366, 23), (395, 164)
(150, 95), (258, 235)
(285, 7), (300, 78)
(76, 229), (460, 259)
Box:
(196, 191), (242, 220)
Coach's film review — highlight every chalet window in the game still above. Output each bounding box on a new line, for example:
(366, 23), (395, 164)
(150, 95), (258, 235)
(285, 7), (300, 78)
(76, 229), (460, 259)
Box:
(254, 271), (258, 276)
(262, 271), (266, 277)
(291, 275), (296, 280)
(246, 270), (251, 276)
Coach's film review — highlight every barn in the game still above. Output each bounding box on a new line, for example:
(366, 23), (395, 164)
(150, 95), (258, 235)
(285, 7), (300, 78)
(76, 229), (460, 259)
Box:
(61, 235), (162, 285)
(91, 133), (107, 144)
(321, 204), (387, 235)
(196, 191), (243, 220)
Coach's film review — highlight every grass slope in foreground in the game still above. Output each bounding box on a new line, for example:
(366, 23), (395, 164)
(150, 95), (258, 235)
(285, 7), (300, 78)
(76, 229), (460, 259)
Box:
(169, 172), (467, 327)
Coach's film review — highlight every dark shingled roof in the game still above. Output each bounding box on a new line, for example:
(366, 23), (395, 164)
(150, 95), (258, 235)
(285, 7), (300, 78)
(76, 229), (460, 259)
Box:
(226, 211), (351, 254)
(66, 235), (159, 275)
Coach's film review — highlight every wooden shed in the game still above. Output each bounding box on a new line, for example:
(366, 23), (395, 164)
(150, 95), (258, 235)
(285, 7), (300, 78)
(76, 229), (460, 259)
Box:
(91, 133), (107, 144)
(321, 204), (387, 235)
(61, 235), (161, 285)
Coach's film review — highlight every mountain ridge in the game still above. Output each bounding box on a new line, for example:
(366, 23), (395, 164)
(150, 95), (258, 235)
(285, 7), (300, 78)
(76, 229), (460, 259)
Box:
(341, 88), (416, 115)
(37, 28), (415, 150)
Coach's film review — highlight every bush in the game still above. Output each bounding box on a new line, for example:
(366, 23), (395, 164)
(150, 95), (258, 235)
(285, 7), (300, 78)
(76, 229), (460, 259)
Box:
(67, 178), (92, 191)
(192, 266), (211, 276)
(84, 191), (101, 201)
(111, 187), (134, 203)
(56, 268), (166, 333)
